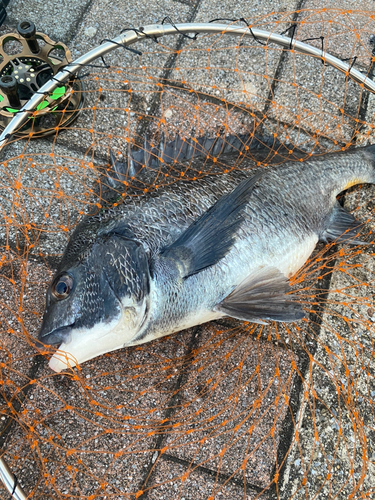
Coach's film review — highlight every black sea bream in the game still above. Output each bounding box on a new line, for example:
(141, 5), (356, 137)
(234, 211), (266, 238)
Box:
(37, 134), (375, 372)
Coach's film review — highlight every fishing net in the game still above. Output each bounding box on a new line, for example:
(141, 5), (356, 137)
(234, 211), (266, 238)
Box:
(1, 8), (375, 499)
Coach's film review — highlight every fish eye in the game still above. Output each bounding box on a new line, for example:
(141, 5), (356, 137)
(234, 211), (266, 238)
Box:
(51, 274), (74, 300)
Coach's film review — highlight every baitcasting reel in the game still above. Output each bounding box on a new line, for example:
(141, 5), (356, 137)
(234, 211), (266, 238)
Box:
(0, 20), (84, 138)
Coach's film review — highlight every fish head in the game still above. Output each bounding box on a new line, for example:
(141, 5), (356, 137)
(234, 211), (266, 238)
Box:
(38, 233), (151, 372)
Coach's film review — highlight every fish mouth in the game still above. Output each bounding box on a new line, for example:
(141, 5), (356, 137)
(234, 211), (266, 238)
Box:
(36, 324), (74, 348)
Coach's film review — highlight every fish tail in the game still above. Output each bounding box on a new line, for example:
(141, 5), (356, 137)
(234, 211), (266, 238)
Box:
(342, 143), (375, 187)
(363, 144), (375, 182)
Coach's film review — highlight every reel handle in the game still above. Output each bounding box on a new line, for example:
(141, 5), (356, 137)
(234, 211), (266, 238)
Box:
(17, 20), (40, 54)
(0, 75), (20, 108)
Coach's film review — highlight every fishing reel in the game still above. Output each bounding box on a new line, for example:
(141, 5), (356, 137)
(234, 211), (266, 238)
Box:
(0, 20), (84, 138)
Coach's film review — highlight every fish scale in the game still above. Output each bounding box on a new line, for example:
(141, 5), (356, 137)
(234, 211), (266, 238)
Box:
(37, 138), (375, 372)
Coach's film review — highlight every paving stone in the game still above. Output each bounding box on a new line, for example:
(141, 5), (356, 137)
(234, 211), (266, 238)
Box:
(70, 0), (194, 62)
(264, 7), (375, 148)
(298, 1), (375, 68)
(0, 257), (48, 411)
(159, 323), (299, 489)
(0, 256), (47, 353)
(0, 139), (100, 258)
(357, 91), (375, 143)
(146, 457), (268, 499)
(50, 0), (195, 160)
(281, 387), (375, 499)
(168, 1), (301, 114)
(0, 327), (197, 497)
(280, 184), (375, 498)
(4, 0), (93, 44)
(267, 54), (364, 147)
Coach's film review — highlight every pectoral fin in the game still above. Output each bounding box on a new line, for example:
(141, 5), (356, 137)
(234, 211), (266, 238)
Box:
(215, 266), (305, 323)
(321, 202), (366, 244)
(160, 172), (262, 278)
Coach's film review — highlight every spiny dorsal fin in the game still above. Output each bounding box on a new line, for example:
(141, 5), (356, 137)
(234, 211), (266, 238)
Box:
(105, 133), (281, 186)
(215, 266), (305, 323)
(159, 172), (262, 278)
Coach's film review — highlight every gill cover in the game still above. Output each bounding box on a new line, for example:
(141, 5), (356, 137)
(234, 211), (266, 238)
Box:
(38, 232), (151, 372)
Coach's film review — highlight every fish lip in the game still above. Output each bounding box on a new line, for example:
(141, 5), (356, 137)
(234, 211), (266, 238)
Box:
(37, 324), (74, 347)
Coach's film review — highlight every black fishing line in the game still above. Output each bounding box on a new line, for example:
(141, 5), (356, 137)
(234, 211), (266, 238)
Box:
(341, 55), (357, 72)
(301, 36), (325, 63)
(9, 473), (18, 499)
(280, 23), (297, 49)
(120, 26), (160, 44)
(239, 17), (267, 46)
(162, 16), (198, 40)
(100, 38), (142, 56)
(209, 17), (238, 22)
(209, 17), (266, 45)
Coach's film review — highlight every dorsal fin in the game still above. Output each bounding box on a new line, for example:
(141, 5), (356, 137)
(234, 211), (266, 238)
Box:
(103, 133), (279, 187)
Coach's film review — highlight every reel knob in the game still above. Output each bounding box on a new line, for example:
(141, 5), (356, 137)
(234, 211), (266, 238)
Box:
(0, 75), (20, 108)
(17, 21), (40, 54)
(0, 21), (84, 137)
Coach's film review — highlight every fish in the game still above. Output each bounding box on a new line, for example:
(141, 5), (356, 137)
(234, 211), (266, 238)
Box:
(36, 133), (375, 372)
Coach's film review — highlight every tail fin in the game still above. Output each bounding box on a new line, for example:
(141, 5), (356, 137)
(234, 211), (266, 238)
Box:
(363, 143), (375, 173)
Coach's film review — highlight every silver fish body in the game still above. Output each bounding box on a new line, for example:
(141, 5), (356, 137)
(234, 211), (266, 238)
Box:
(37, 139), (375, 372)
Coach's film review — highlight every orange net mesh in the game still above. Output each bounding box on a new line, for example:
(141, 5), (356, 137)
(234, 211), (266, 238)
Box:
(1, 8), (375, 499)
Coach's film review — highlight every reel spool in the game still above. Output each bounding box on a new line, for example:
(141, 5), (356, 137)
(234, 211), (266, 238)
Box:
(0, 20), (84, 138)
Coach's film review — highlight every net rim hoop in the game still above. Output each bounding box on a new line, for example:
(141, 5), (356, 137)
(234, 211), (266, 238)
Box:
(0, 456), (27, 500)
(0, 21), (373, 152)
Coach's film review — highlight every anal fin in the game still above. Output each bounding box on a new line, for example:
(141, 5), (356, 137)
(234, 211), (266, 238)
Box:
(215, 266), (305, 323)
